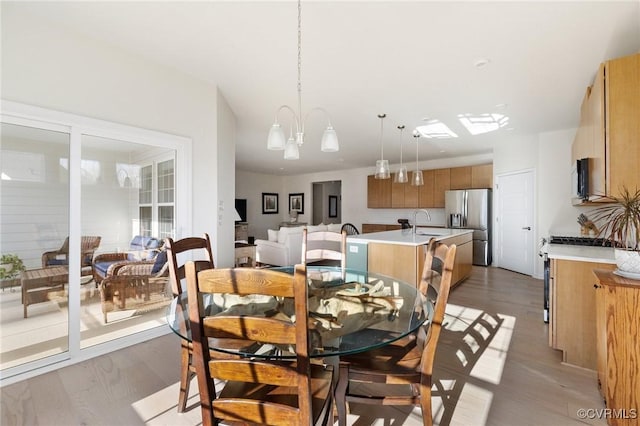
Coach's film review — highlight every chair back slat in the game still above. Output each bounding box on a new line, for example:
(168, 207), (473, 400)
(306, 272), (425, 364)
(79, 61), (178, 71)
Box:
(196, 268), (295, 298)
(204, 316), (297, 345)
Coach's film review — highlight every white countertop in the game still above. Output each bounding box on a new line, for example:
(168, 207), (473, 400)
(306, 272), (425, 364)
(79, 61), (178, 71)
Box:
(546, 244), (616, 264)
(347, 228), (473, 247)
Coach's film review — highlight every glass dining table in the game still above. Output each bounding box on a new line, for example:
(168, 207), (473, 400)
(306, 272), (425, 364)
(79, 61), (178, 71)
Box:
(166, 266), (433, 359)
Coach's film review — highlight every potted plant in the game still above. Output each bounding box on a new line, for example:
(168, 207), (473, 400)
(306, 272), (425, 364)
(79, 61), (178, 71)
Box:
(591, 186), (640, 277)
(0, 253), (26, 288)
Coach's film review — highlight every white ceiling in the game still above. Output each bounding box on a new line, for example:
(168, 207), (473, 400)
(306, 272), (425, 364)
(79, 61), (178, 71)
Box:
(8, 1), (640, 175)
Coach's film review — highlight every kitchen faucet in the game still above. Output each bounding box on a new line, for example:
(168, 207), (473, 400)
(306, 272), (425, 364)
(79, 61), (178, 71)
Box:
(412, 209), (432, 234)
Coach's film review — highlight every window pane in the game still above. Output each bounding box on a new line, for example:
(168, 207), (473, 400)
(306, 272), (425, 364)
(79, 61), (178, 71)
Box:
(157, 159), (174, 203)
(158, 206), (174, 239)
(139, 165), (152, 204)
(139, 206), (152, 237)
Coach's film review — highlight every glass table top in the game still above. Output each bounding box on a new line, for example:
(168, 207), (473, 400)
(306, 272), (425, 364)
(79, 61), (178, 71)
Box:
(166, 266), (433, 359)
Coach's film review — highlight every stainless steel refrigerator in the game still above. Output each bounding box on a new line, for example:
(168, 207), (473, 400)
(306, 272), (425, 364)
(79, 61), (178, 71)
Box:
(445, 189), (492, 266)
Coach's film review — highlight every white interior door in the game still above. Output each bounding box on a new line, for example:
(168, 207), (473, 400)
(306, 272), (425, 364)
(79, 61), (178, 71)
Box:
(496, 170), (535, 275)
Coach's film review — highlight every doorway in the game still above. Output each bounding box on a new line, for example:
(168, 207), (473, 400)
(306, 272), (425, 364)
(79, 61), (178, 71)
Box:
(312, 181), (342, 225)
(496, 169), (535, 275)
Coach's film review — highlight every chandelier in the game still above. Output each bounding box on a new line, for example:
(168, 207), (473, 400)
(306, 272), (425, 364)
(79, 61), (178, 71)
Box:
(266, 0), (339, 160)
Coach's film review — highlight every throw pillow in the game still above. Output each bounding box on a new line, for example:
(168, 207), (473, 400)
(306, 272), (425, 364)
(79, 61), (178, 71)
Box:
(327, 223), (342, 232)
(307, 224), (328, 233)
(151, 249), (168, 274)
(268, 229), (279, 242)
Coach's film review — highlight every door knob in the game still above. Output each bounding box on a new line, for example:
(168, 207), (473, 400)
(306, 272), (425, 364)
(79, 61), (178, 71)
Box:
(522, 226), (531, 230)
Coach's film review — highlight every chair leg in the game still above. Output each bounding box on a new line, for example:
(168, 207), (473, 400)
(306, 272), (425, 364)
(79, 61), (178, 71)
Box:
(177, 343), (193, 413)
(335, 362), (349, 426)
(420, 383), (433, 426)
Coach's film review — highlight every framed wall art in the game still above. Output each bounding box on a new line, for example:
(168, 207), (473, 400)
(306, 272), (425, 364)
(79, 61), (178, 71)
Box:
(289, 193), (304, 214)
(262, 192), (279, 214)
(329, 195), (338, 218)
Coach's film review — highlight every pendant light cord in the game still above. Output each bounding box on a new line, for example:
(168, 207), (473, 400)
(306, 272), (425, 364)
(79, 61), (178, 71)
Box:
(297, 0), (302, 127)
(415, 133), (420, 171)
(379, 114), (386, 160)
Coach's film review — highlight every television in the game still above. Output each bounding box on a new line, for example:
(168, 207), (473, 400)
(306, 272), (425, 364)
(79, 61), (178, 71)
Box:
(235, 198), (247, 222)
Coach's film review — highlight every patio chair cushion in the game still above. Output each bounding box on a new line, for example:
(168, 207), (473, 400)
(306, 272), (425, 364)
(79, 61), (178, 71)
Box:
(151, 249), (168, 274)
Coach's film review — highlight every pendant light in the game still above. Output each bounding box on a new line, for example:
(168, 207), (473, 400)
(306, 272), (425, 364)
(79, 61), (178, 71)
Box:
(394, 125), (408, 183)
(374, 114), (390, 179)
(411, 132), (424, 186)
(266, 0), (338, 158)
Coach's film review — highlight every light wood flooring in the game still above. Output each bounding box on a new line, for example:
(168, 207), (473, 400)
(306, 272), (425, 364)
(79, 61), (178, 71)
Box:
(1, 266), (607, 425)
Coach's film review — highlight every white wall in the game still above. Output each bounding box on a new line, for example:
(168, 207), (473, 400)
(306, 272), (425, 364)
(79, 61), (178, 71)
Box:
(1, 6), (232, 259)
(215, 89), (237, 267)
(235, 170), (284, 240)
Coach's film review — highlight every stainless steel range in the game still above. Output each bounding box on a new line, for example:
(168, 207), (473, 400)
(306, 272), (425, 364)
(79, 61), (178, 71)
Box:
(539, 235), (613, 323)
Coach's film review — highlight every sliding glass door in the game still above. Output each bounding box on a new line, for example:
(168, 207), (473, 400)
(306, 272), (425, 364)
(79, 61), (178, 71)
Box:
(1, 101), (191, 381)
(0, 122), (71, 370)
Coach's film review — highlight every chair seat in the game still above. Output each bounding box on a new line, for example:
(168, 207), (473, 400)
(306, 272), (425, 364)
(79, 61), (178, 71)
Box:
(215, 363), (333, 425)
(93, 261), (114, 276)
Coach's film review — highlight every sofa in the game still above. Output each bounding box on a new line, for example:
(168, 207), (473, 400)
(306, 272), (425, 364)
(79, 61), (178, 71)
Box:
(255, 223), (342, 267)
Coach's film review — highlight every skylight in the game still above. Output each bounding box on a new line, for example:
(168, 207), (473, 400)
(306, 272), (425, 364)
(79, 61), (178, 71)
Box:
(458, 113), (509, 136)
(415, 119), (458, 139)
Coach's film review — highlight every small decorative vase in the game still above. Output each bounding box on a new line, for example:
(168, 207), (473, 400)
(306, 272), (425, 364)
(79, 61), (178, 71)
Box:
(614, 249), (640, 274)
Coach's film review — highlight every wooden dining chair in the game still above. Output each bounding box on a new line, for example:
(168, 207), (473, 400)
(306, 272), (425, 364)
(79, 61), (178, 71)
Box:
(186, 263), (335, 426)
(335, 238), (457, 426)
(166, 234), (215, 413)
(302, 228), (347, 269)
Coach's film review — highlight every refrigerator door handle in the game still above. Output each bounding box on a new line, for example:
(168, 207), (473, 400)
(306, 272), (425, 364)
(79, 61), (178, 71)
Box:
(463, 190), (468, 227)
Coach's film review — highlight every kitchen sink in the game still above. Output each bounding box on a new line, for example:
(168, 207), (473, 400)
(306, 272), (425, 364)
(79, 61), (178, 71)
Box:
(415, 229), (446, 236)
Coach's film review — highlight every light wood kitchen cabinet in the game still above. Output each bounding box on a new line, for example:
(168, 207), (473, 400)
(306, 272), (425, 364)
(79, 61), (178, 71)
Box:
(367, 175), (392, 208)
(418, 169), (435, 207)
(571, 53), (640, 202)
(593, 270), (640, 426)
(361, 224), (401, 234)
(449, 166), (472, 190)
(367, 231), (472, 288)
(391, 177), (419, 208)
(471, 164), (493, 189)
(433, 168), (450, 208)
(368, 164), (489, 209)
(549, 259), (615, 370)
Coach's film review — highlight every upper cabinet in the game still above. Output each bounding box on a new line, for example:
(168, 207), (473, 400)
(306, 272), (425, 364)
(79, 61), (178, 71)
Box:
(572, 53), (640, 203)
(450, 166), (472, 190)
(368, 164), (491, 208)
(471, 164), (493, 189)
(367, 174), (392, 208)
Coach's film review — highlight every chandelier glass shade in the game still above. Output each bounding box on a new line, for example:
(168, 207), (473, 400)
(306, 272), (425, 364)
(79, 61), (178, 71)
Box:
(266, 0), (338, 159)
(411, 132), (424, 186)
(374, 113), (390, 179)
(394, 125), (408, 183)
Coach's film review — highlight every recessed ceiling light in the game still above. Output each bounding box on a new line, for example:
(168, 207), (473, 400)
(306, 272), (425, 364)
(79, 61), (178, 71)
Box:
(474, 58), (490, 68)
(495, 103), (508, 109)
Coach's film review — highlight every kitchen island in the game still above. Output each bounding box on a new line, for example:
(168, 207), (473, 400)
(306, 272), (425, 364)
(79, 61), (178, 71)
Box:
(346, 227), (473, 288)
(547, 244), (616, 370)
